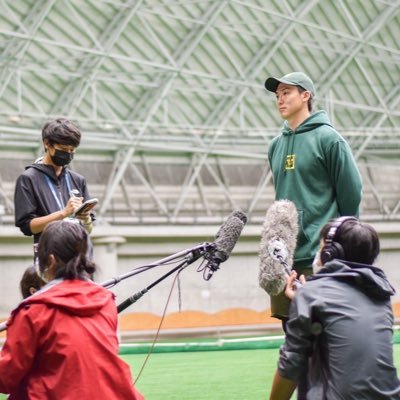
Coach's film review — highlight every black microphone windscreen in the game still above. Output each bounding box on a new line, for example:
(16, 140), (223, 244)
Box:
(259, 200), (298, 295)
(202, 210), (247, 280)
(214, 212), (246, 261)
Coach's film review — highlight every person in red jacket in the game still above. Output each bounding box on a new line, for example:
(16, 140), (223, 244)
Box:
(0, 220), (144, 400)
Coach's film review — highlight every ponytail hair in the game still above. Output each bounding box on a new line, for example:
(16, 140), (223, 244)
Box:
(38, 220), (96, 280)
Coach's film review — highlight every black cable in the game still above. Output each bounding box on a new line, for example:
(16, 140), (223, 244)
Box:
(134, 267), (185, 383)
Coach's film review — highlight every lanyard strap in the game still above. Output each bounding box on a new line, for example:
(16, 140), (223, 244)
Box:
(44, 172), (73, 211)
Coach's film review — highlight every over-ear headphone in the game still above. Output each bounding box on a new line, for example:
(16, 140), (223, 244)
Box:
(320, 216), (358, 264)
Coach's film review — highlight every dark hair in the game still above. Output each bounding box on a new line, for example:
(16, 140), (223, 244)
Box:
(42, 118), (81, 148)
(38, 220), (95, 280)
(297, 87), (313, 112)
(20, 264), (46, 299)
(320, 219), (380, 265)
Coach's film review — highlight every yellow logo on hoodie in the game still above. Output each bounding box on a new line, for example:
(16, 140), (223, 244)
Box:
(285, 154), (295, 170)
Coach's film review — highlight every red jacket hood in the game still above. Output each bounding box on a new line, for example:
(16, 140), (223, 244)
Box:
(16, 279), (115, 318)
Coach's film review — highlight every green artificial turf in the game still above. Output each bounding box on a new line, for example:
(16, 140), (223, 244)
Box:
(1, 342), (400, 399)
(126, 343), (400, 400)
(127, 349), (274, 400)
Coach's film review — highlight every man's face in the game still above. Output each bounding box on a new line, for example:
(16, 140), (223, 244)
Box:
(43, 140), (77, 167)
(275, 83), (309, 120)
(49, 143), (76, 155)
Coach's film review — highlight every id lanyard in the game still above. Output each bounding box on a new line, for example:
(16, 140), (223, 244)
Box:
(44, 172), (73, 211)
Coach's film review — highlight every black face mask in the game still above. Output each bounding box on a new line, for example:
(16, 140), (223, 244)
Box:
(51, 149), (74, 166)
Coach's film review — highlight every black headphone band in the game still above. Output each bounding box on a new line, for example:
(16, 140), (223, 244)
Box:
(320, 216), (358, 264)
(324, 216), (358, 244)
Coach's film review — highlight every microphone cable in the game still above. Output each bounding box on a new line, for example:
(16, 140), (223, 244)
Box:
(196, 256), (214, 281)
(133, 266), (185, 383)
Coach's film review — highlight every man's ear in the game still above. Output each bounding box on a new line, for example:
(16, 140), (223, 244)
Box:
(302, 90), (311, 102)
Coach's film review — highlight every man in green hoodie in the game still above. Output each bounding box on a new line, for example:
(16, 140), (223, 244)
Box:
(264, 72), (362, 323)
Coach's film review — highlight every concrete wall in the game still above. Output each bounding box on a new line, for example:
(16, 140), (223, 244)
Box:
(0, 224), (267, 318)
(1, 222), (400, 328)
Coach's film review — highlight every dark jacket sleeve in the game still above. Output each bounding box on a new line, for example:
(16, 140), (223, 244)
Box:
(278, 288), (316, 381)
(14, 174), (36, 236)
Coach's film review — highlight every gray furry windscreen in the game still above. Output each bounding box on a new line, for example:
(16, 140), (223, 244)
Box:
(259, 200), (298, 295)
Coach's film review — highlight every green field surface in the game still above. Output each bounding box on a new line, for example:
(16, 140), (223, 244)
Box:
(129, 344), (400, 400)
(1, 339), (400, 399)
(129, 348), (274, 399)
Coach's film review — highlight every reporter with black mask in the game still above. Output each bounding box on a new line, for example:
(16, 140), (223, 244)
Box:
(14, 118), (94, 261)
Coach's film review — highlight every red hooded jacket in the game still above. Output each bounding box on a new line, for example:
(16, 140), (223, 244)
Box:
(0, 279), (144, 400)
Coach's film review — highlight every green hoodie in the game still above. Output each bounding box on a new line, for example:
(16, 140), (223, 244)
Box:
(268, 110), (362, 268)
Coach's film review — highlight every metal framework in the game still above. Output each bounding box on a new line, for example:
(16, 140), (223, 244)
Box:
(0, 0), (399, 225)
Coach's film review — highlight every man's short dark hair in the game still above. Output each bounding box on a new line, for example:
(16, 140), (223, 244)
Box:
(42, 118), (81, 147)
(297, 87), (313, 113)
(320, 219), (380, 265)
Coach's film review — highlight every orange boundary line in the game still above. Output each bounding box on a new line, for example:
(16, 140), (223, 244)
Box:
(2, 303), (400, 334)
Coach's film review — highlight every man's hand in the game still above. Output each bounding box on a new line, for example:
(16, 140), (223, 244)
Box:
(62, 196), (83, 218)
(284, 271), (306, 300)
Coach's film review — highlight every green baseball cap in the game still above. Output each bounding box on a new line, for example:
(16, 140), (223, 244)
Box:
(264, 72), (316, 96)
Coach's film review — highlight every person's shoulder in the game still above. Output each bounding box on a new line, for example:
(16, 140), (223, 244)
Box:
(271, 133), (284, 142)
(17, 164), (44, 179)
(318, 124), (343, 139)
(310, 111), (343, 138)
(295, 276), (333, 299)
(8, 300), (49, 330)
(305, 273), (349, 294)
(310, 120), (338, 136)
(268, 132), (285, 150)
(67, 168), (86, 181)
(311, 122), (348, 152)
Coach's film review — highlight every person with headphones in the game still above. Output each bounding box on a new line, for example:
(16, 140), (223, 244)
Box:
(269, 217), (400, 400)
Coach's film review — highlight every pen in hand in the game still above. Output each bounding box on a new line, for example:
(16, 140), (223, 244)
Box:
(68, 189), (83, 216)
(69, 189), (80, 197)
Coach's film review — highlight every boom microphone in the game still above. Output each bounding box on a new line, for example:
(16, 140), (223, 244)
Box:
(0, 320), (7, 332)
(259, 200), (299, 295)
(202, 210), (247, 280)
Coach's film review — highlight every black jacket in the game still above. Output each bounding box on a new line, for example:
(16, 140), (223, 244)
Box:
(14, 163), (91, 243)
(279, 260), (400, 399)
